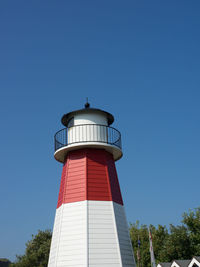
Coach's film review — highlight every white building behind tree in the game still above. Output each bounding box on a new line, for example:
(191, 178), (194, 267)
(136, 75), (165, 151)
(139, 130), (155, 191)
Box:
(157, 257), (200, 267)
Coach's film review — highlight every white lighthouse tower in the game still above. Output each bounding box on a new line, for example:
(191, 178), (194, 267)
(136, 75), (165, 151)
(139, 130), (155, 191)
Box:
(48, 102), (136, 267)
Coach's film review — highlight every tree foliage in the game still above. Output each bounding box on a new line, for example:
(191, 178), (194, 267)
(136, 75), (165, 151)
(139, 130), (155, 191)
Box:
(11, 230), (52, 267)
(182, 207), (200, 256)
(130, 207), (200, 267)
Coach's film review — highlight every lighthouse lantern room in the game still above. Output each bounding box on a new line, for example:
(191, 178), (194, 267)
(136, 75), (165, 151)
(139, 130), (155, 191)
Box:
(48, 103), (136, 267)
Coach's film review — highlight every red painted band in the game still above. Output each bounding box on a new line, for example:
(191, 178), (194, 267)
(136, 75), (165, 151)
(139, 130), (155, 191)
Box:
(57, 148), (123, 208)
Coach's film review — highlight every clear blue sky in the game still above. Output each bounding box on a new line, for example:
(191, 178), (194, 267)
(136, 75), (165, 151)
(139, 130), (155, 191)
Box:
(0, 0), (200, 261)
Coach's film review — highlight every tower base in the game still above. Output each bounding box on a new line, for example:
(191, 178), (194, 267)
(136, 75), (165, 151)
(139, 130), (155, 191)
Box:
(48, 201), (135, 267)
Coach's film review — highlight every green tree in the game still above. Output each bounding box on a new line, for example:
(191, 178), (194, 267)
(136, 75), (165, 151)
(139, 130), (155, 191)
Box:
(164, 224), (192, 261)
(149, 224), (169, 263)
(11, 230), (52, 267)
(130, 222), (170, 267)
(130, 221), (151, 267)
(129, 207), (200, 266)
(182, 207), (200, 255)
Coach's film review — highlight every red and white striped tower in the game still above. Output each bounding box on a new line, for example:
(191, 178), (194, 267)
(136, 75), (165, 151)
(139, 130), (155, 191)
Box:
(48, 102), (136, 267)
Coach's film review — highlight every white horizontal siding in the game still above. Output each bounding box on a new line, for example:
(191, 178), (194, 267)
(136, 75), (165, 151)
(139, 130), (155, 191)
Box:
(88, 201), (121, 266)
(113, 202), (136, 267)
(48, 200), (136, 267)
(48, 202), (87, 267)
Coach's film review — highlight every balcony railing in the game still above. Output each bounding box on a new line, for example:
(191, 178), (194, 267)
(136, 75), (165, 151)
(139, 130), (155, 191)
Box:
(54, 124), (122, 152)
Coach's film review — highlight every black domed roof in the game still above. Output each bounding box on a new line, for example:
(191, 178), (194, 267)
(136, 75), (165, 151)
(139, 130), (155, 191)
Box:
(61, 106), (114, 127)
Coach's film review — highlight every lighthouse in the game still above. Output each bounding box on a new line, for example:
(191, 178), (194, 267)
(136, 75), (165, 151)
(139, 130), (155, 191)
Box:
(48, 103), (136, 267)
